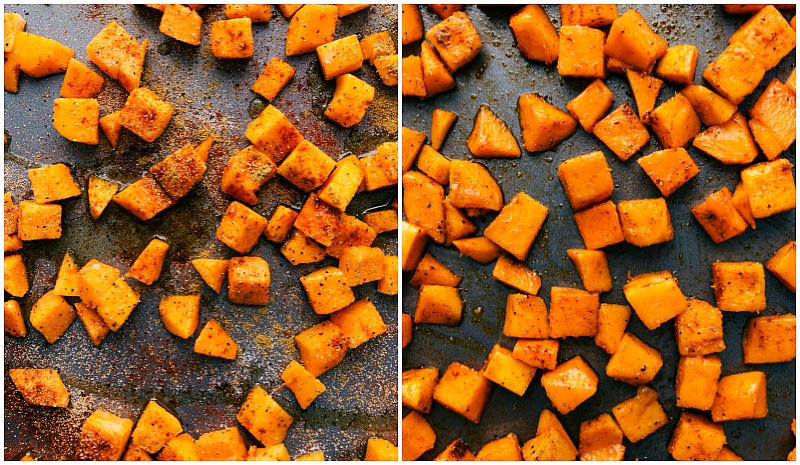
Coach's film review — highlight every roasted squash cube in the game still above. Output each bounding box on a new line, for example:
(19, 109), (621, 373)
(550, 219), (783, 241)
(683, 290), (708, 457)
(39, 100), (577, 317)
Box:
(624, 270), (687, 330)
(338, 246), (385, 286)
(52, 98), (99, 145)
(401, 5), (424, 45)
(98, 112), (122, 149)
(566, 79), (614, 133)
(573, 200), (624, 249)
(324, 73), (374, 128)
(646, 92), (701, 149)
(566, 249), (612, 293)
(252, 57), (294, 101)
(492, 255), (542, 295)
(743, 313), (796, 364)
(401, 220), (428, 271)
(401, 367), (438, 414)
(225, 4), (272, 22)
(692, 187), (748, 244)
(131, 400), (183, 454)
(517, 93), (577, 152)
(675, 298), (725, 356)
(541, 356), (598, 414)
(247, 444), (290, 461)
(361, 141), (399, 192)
(52, 252), (79, 297)
(363, 209), (397, 235)
(96, 277), (140, 332)
(481, 344), (537, 396)
(512, 339), (559, 370)
(668, 411), (726, 461)
(448, 159), (503, 211)
(374, 53), (398, 87)
(211, 18), (253, 58)
(654, 44), (698, 86)
(377, 255), (398, 296)
(159, 295), (200, 339)
(637, 147), (699, 197)
(221, 145), (276, 205)
(425, 11), (482, 73)
(732, 181), (757, 229)
(227, 256), (270, 306)
(420, 41), (455, 98)
(295, 320), (348, 377)
(403, 171), (446, 243)
(606, 332), (663, 385)
(611, 386), (668, 443)
(160, 4), (202, 45)
(281, 360), (326, 409)
(466, 104), (520, 159)
(692, 112), (758, 164)
(548, 286), (599, 338)
(452, 236), (500, 265)
(605, 9), (667, 72)
(579, 413), (625, 461)
(191, 258), (228, 294)
(414, 284), (462, 325)
(522, 425), (578, 461)
(4, 12), (26, 53)
(432, 439), (472, 461)
(280, 229), (326, 265)
(442, 199), (475, 246)
(128, 238), (169, 285)
(729, 5), (795, 70)
(618, 198), (674, 247)
(85, 21), (147, 92)
(711, 371), (768, 422)
(60, 58), (104, 98)
(245, 105), (303, 164)
(77, 259), (120, 308)
(484, 192), (548, 261)
(75, 302), (109, 346)
(740, 158), (796, 218)
(265, 205), (298, 243)
(475, 433), (522, 461)
(149, 144), (206, 200)
(119, 87), (173, 143)
(216, 201), (267, 254)
(360, 31), (395, 66)
(196, 427), (247, 461)
(626, 69), (663, 118)
(675, 354), (721, 410)
(749, 78), (796, 159)
(712, 261), (766, 312)
(299, 266), (354, 315)
(402, 411), (435, 461)
(593, 103), (649, 161)
(317, 156), (364, 212)
(329, 298), (386, 348)
(560, 4), (617, 26)
(277, 139), (336, 192)
(285, 4), (337, 56)
(703, 43), (766, 105)
(157, 433), (198, 461)
(325, 213), (375, 258)
(194, 318), (237, 359)
(4, 300), (26, 337)
(557, 25), (605, 79)
(9, 368), (69, 407)
(433, 361), (492, 423)
(679, 84), (737, 127)
(509, 5), (559, 64)
(76, 409), (134, 460)
(276, 4), (303, 19)
(558, 151), (613, 212)
(429, 108), (457, 152)
(13, 31), (73, 78)
(18, 201), (61, 240)
(766, 240), (796, 292)
(27, 163), (80, 204)
(317, 34), (363, 80)
(401, 54), (426, 97)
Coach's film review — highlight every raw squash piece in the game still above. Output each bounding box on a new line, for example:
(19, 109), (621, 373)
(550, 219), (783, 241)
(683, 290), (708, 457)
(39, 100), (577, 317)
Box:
(712, 261), (766, 312)
(211, 18), (253, 58)
(636, 147), (699, 197)
(466, 104), (520, 158)
(481, 344), (537, 396)
(281, 360), (326, 409)
(295, 320), (348, 377)
(96, 277), (140, 331)
(317, 34), (363, 81)
(654, 44), (698, 86)
(402, 411), (436, 461)
(414, 145), (450, 185)
(75, 302), (110, 346)
(748, 78), (796, 158)
(594, 303), (631, 354)
(401, 4), (424, 45)
(691, 187), (748, 244)
(277, 139), (336, 192)
(215, 201), (268, 254)
(221, 145), (276, 205)
(605, 332), (663, 385)
(548, 286), (599, 338)
(605, 9), (667, 72)
(414, 284), (463, 325)
(85, 21), (147, 92)
(227, 256), (271, 306)
(60, 58), (104, 98)
(53, 251), (80, 296)
(766, 240), (796, 293)
(159, 295), (200, 339)
(9, 368), (69, 407)
(729, 5), (795, 70)
(593, 103), (649, 161)
(53, 98), (99, 145)
(160, 4), (202, 46)
(403, 171), (445, 243)
(557, 151), (613, 212)
(646, 92), (701, 149)
(448, 159), (503, 211)
(29, 290), (75, 344)
(567, 79), (614, 133)
(452, 236), (501, 265)
(679, 84), (737, 127)
(4, 300), (26, 337)
(618, 198), (674, 247)
(191, 258), (228, 294)
(285, 4), (337, 56)
(430, 108), (457, 151)
(668, 411), (726, 460)
(740, 158), (796, 218)
(509, 5), (559, 64)
(299, 266), (354, 314)
(579, 413), (625, 461)
(573, 200), (625, 250)
(325, 73), (374, 128)
(196, 427), (247, 461)
(492, 255), (541, 295)
(87, 175), (119, 219)
(484, 192), (548, 261)
(742, 313), (796, 363)
(17, 200), (62, 241)
(98, 111), (122, 149)
(194, 319), (237, 359)
(557, 25), (606, 79)
(131, 400), (183, 454)
(245, 105), (303, 164)
(128, 238), (169, 285)
(560, 4), (617, 27)
(433, 361), (492, 423)
(119, 87), (173, 143)
(425, 11), (482, 73)
(280, 229), (326, 265)
(13, 31), (73, 77)
(225, 4), (272, 22)
(626, 69), (663, 118)
(329, 299), (386, 348)
(541, 356), (598, 414)
(674, 298), (726, 356)
(265, 205), (299, 242)
(419, 40), (455, 98)
(252, 57), (295, 101)
(693, 113), (758, 164)
(711, 371), (768, 422)
(401, 367), (438, 413)
(675, 354), (722, 410)
(76, 409), (134, 461)
(149, 144), (207, 200)
(612, 386), (668, 443)
(703, 43), (765, 105)
(517, 93), (576, 152)
(157, 433), (198, 461)
(567, 249), (612, 292)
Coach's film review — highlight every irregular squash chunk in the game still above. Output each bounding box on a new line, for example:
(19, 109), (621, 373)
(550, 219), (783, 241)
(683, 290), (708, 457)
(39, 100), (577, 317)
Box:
(414, 284), (463, 325)
(654, 44), (698, 86)
(87, 175), (119, 219)
(29, 289), (76, 343)
(675, 354), (721, 410)
(517, 93), (577, 153)
(403, 171), (445, 243)
(401, 5), (423, 45)
(492, 255), (542, 295)
(149, 144), (207, 200)
(593, 103), (649, 161)
(329, 298), (386, 348)
(191, 258), (228, 293)
(4, 300), (27, 337)
(433, 361), (492, 423)
(765, 240), (796, 293)
(227, 256), (271, 306)
(541, 356), (598, 414)
(728, 5), (795, 70)
(252, 57), (294, 101)
(295, 320), (348, 377)
(618, 198), (674, 247)
(674, 298), (725, 356)
(160, 4), (202, 46)
(285, 4), (338, 56)
(667, 411), (726, 460)
(646, 92), (701, 149)
(711, 371), (768, 422)
(466, 104), (520, 158)
(605, 9), (667, 72)
(196, 427), (247, 461)
(98, 111), (122, 149)
(612, 386), (668, 443)
(52, 98), (99, 145)
(481, 343), (537, 396)
(76, 408), (134, 461)
(448, 159), (503, 211)
(60, 58), (104, 98)
(425, 11), (482, 73)
(579, 413), (625, 461)
(691, 187), (748, 244)
(509, 5), (559, 64)
(221, 145), (276, 205)
(118, 87), (173, 143)
(712, 261), (766, 312)
(28, 163), (81, 203)
(113, 175), (176, 222)
(325, 73), (374, 128)
(636, 147), (699, 197)
(299, 266), (354, 314)
(742, 313), (796, 364)
(748, 78), (796, 159)
(557, 25), (606, 79)
(85, 21), (147, 92)
(159, 295), (200, 339)
(484, 192), (548, 261)
(692, 112), (758, 164)
(211, 18), (253, 58)
(679, 84), (737, 127)
(740, 158), (796, 218)
(14, 31), (73, 78)
(623, 270), (687, 330)
(567, 78), (614, 133)
(277, 139), (336, 192)
(626, 69), (663, 118)
(402, 411), (436, 461)
(245, 105), (303, 164)
(280, 229), (326, 265)
(573, 200), (624, 250)
(128, 238), (169, 285)
(419, 40), (454, 98)
(317, 34), (363, 81)
(548, 286), (599, 338)
(216, 201), (267, 254)
(703, 42), (765, 105)
(605, 332), (663, 385)
(560, 4), (617, 27)
(9, 368), (69, 407)
(557, 151), (613, 212)
(131, 400), (183, 454)
(194, 318), (238, 359)
(281, 360), (326, 409)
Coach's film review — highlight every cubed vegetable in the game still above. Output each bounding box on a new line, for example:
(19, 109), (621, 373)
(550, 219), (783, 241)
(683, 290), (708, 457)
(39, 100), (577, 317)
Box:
(484, 192), (548, 261)
(244, 105), (302, 164)
(377, 255), (398, 296)
(224, 4), (272, 22)
(692, 112), (758, 164)
(748, 78), (796, 159)
(740, 158), (796, 218)
(636, 147), (699, 197)
(557, 25), (606, 79)
(118, 87), (173, 143)
(605, 9), (667, 72)
(481, 344), (537, 396)
(448, 159), (503, 211)
(299, 266), (354, 314)
(766, 240), (796, 292)
(579, 413), (625, 461)
(52, 98), (99, 145)
(317, 34), (363, 81)
(626, 69), (663, 118)
(317, 156), (364, 212)
(280, 229), (326, 265)
(330, 299), (386, 349)
(509, 5), (559, 64)
(364, 437), (397, 461)
(711, 371), (768, 422)
(517, 93), (577, 152)
(573, 200), (624, 249)
(157, 433), (199, 461)
(221, 145), (276, 205)
(675, 354), (721, 410)
(692, 187), (748, 244)
(196, 427), (247, 460)
(216, 201), (267, 254)
(646, 92), (701, 149)
(433, 361), (492, 423)
(425, 11), (482, 73)
(128, 238), (169, 285)
(149, 144), (207, 200)
(324, 73), (374, 128)
(624, 270), (687, 330)
(560, 4), (617, 27)
(679, 84), (737, 126)
(566, 249), (612, 292)
(211, 18), (253, 58)
(566, 79), (614, 133)
(594, 303), (630, 354)
(286, 4), (338, 55)
(87, 175), (119, 219)
(194, 318), (237, 359)
(433, 439), (474, 461)
(414, 284), (462, 325)
(729, 5), (795, 70)
(251, 57), (294, 101)
(131, 400), (183, 454)
(361, 141), (398, 191)
(402, 367), (438, 413)
(402, 411), (435, 461)
(227, 256), (271, 306)
(466, 104), (520, 159)
(294, 320), (348, 377)
(492, 255), (542, 295)
(75, 302), (109, 346)
(618, 198), (674, 247)
(85, 21), (147, 92)
(703, 42), (765, 104)
(191, 258), (229, 294)
(277, 139), (336, 192)
(674, 298), (725, 356)
(14, 31), (73, 78)
(612, 386), (667, 443)
(9, 368), (69, 407)
(76, 409), (134, 461)
(60, 58), (104, 98)
(475, 433), (522, 461)
(29, 290), (76, 344)
(98, 111), (122, 149)
(281, 360), (326, 409)
(4, 300), (26, 337)
(512, 339), (559, 370)
(403, 171), (445, 243)
(593, 103), (649, 161)
(668, 411), (726, 460)
(160, 4), (202, 45)
(654, 44), (698, 86)
(548, 286), (599, 338)
(159, 295), (200, 339)
(401, 312), (413, 348)
(558, 151), (614, 212)
(606, 332), (663, 385)
(541, 356), (599, 414)
(712, 261), (766, 312)
(401, 5), (423, 45)
(96, 277), (140, 331)
(18, 200), (62, 241)
(743, 313), (796, 363)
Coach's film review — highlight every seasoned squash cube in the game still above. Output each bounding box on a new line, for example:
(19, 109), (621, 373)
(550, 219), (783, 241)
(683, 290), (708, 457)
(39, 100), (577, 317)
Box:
(675, 298), (725, 356)
(299, 266), (354, 314)
(646, 92), (701, 149)
(729, 5), (795, 70)
(607, 331), (663, 387)
(329, 299), (386, 348)
(517, 93), (577, 153)
(211, 18), (253, 58)
(245, 105), (303, 164)
(740, 158), (796, 218)
(403, 171), (445, 243)
(216, 201), (267, 254)
(417, 145), (451, 184)
(225, 4), (272, 21)
(549, 286), (599, 338)
(13, 31), (73, 78)
(364, 209), (397, 235)
(96, 277), (140, 331)
(401, 367), (438, 414)
(265, 205), (298, 243)
(131, 400), (183, 454)
(484, 192), (548, 261)
(377, 255), (398, 296)
(692, 112), (758, 164)
(86, 175), (118, 220)
(711, 371), (768, 422)
(194, 318), (237, 359)
(85, 21), (147, 92)
(558, 151), (613, 212)
(466, 104), (520, 159)
(679, 84), (737, 127)
(703, 43), (765, 105)
(9, 368), (69, 407)
(743, 313), (796, 364)
(522, 425), (578, 461)
(513, 338), (559, 370)
(128, 238), (169, 285)
(420, 41), (454, 98)
(317, 154), (364, 212)
(475, 433), (522, 461)
(626, 69), (663, 118)
(624, 270), (687, 330)
(567, 249), (612, 293)
(363, 437), (397, 461)
(593, 103), (649, 161)
(75, 302), (109, 346)
(374, 53), (398, 87)
(716, 446), (744, 461)
(452, 236), (500, 265)
(149, 144), (206, 200)
(324, 73), (374, 128)
(76, 409), (134, 460)
(605, 9), (667, 72)
(5, 300), (27, 337)
(692, 187), (748, 244)
(668, 411), (726, 461)
(4, 192), (19, 236)
(732, 181), (757, 229)
(119, 87), (173, 143)
(277, 139), (336, 192)
(433, 361), (492, 423)
(157, 433), (198, 461)
(324, 213), (374, 258)
(509, 5), (559, 64)
(401, 4), (424, 45)
(18, 200), (61, 241)
(433, 439), (473, 461)
(295, 320), (348, 377)
(362, 141), (399, 191)
(492, 255), (541, 295)
(401, 221), (428, 271)
(675, 354), (721, 411)
(317, 34), (363, 80)
(579, 413), (625, 461)
(567, 79), (614, 133)
(766, 240), (796, 292)
(360, 31), (395, 66)
(618, 198), (673, 247)
(276, 4), (303, 18)
(280, 229), (326, 265)
(77, 259), (120, 308)
(443, 199), (476, 247)
(712, 261), (766, 312)
(221, 145), (276, 205)
(247, 444), (290, 461)
(401, 55), (425, 97)
(160, 4), (201, 46)
(402, 126), (426, 173)
(448, 159), (503, 211)
(196, 427), (247, 461)
(285, 4), (337, 56)
(749, 78), (796, 158)
(4, 12), (26, 53)
(98, 111), (122, 149)
(338, 246), (385, 286)
(573, 200), (624, 250)
(425, 11), (482, 73)
(252, 57), (294, 101)
(541, 356), (598, 414)
(159, 295), (200, 339)
(281, 360), (326, 409)
(557, 25), (606, 79)
(191, 258), (228, 294)
(60, 58), (104, 98)
(654, 44), (698, 86)
(227, 256), (270, 306)
(414, 284), (462, 325)
(637, 147), (699, 197)
(402, 411), (436, 461)
(53, 98), (99, 145)
(4, 254), (28, 298)
(481, 344), (537, 396)
(612, 386), (667, 443)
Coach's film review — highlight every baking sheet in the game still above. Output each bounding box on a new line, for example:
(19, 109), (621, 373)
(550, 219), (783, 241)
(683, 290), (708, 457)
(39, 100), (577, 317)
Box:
(402, 4), (796, 460)
(4, 4), (398, 460)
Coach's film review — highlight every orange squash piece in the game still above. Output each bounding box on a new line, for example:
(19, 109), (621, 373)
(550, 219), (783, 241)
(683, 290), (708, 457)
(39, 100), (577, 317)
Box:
(466, 104), (521, 158)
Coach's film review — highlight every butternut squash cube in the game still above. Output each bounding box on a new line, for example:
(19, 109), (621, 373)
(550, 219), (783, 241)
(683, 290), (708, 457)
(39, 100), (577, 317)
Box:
(675, 354), (721, 411)
(210, 18), (253, 58)
(566, 249), (612, 293)
(227, 256), (271, 306)
(325, 213), (375, 258)
(98, 112), (122, 149)
(492, 255), (542, 295)
(626, 69), (663, 118)
(428, 4), (462, 19)
(60, 58), (104, 98)
(448, 159), (503, 211)
(618, 197), (673, 247)
(679, 84), (737, 127)
(594, 303), (631, 354)
(433, 361), (492, 423)
(52, 98), (99, 145)
(766, 240), (796, 292)
(128, 238), (169, 285)
(566, 78), (614, 133)
(703, 43), (765, 105)
(374, 53), (398, 87)
(402, 411), (435, 461)
(740, 158), (796, 218)
(749, 78), (796, 158)
(377, 255), (398, 296)
(361, 141), (398, 191)
(654, 44), (698, 86)
(4, 254), (28, 298)
(159, 295), (200, 339)
(4, 300), (26, 337)
(149, 144), (207, 200)
(401, 221), (428, 271)
(265, 205), (298, 243)
(194, 318), (237, 359)
(484, 192), (548, 261)
(75, 302), (109, 346)
(401, 367), (438, 414)
(711, 371), (768, 422)
(430, 108), (457, 151)
(637, 147), (699, 197)
(541, 356), (597, 414)
(131, 400), (183, 454)
(573, 200), (625, 249)
(558, 151), (614, 212)
(329, 298), (386, 348)
(548, 286), (599, 338)
(216, 201), (267, 254)
(119, 87), (173, 143)
(692, 187), (748, 244)
(13, 31), (73, 78)
(606, 332), (663, 385)
(425, 11), (482, 73)
(743, 313), (796, 364)
(401, 312), (413, 349)
(30, 290), (76, 344)
(122, 444), (151, 460)
(196, 427), (247, 460)
(191, 258), (228, 294)
(675, 298), (725, 356)
(363, 210), (397, 235)
(324, 73), (374, 128)
(221, 145), (276, 205)
(560, 4), (618, 27)
(647, 92), (701, 149)
(252, 57), (294, 101)
(509, 5), (559, 64)
(611, 386), (667, 443)
(360, 31), (395, 66)
(160, 4), (202, 46)
(85, 21), (147, 92)
(317, 157), (364, 212)
(299, 266), (354, 314)
(466, 104), (520, 159)
(481, 344), (537, 396)
(4, 192), (19, 236)
(401, 54), (426, 97)
(277, 139), (336, 192)
(731, 181), (756, 229)
(579, 413), (625, 461)
(452, 236), (500, 265)
(96, 277), (140, 331)
(285, 4), (337, 56)
(414, 284), (462, 325)
(317, 34), (362, 81)
(517, 93), (577, 152)
(403, 171), (445, 243)
(415, 142), (452, 186)
(410, 252), (461, 288)
(557, 25), (606, 79)
(443, 199), (476, 247)
(225, 4), (272, 22)
(668, 411), (726, 460)
(76, 408), (134, 461)
(295, 320), (348, 377)
(365, 437), (398, 461)
(475, 433), (522, 461)
(624, 270), (687, 330)
(86, 175), (118, 220)
(247, 444), (290, 461)
(280, 229), (326, 265)
(712, 261), (766, 312)
(9, 368), (69, 407)
(593, 103), (649, 161)
(512, 338), (559, 370)
(77, 259), (120, 308)
(433, 439), (473, 461)
(4, 12), (26, 53)
(605, 9), (667, 72)
(276, 4), (303, 18)
(692, 112), (758, 164)
(729, 5), (795, 70)
(522, 426), (578, 461)
(157, 433), (198, 461)
(244, 105), (302, 164)
(281, 360), (326, 409)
